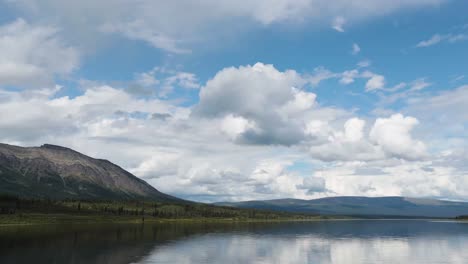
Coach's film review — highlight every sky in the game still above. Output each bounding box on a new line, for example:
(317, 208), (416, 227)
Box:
(0, 0), (467, 202)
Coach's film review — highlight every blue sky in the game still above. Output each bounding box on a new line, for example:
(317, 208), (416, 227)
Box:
(0, 0), (467, 202)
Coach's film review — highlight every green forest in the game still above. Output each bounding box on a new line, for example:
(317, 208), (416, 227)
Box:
(0, 194), (321, 224)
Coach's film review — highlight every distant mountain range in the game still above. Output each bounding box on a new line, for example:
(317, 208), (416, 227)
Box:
(215, 197), (468, 218)
(0, 143), (179, 202)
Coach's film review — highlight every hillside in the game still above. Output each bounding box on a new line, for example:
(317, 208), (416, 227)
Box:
(0, 143), (179, 202)
(216, 196), (468, 218)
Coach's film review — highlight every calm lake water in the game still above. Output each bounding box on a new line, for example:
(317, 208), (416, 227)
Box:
(1, 220), (468, 264)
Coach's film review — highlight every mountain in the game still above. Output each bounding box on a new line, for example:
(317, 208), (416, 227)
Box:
(0, 143), (179, 201)
(215, 196), (468, 218)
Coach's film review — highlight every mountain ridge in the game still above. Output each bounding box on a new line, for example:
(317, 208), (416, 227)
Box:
(215, 196), (468, 218)
(0, 143), (180, 202)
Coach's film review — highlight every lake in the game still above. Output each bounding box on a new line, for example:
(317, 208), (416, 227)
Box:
(1, 220), (468, 264)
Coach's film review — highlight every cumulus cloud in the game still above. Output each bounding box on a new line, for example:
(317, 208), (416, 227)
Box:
(193, 63), (430, 163)
(297, 177), (326, 194)
(0, 19), (79, 88)
(1, 62), (466, 202)
(370, 114), (427, 160)
(0, 85), (178, 143)
(307, 117), (385, 162)
(195, 63), (305, 117)
(130, 153), (181, 179)
(194, 63), (314, 145)
(313, 159), (468, 200)
(344, 118), (366, 142)
(220, 114), (256, 140)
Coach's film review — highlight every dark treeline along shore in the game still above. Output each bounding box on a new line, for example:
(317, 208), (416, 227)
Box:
(0, 143), (320, 224)
(0, 194), (320, 225)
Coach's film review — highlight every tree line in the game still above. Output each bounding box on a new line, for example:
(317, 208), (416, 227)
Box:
(0, 195), (314, 220)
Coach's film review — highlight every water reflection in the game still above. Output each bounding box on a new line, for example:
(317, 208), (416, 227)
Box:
(1, 220), (468, 264)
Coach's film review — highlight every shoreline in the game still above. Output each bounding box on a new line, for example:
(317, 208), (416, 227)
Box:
(0, 213), (459, 227)
(0, 213), (330, 226)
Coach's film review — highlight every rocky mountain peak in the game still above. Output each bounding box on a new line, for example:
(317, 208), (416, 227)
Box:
(0, 143), (180, 202)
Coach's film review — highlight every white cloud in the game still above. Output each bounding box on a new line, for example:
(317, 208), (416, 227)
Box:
(307, 67), (338, 86)
(0, 19), (79, 88)
(314, 159), (468, 200)
(220, 114), (256, 140)
(357, 60), (371, 68)
(377, 78), (434, 105)
(1, 62), (467, 202)
(305, 66), (389, 91)
(135, 69), (160, 87)
(385, 82), (407, 93)
(340, 70), (359, 84)
(404, 85), (468, 131)
(280, 88), (317, 116)
(132, 67), (200, 97)
(0, 78), (315, 201)
(297, 176), (326, 194)
(352, 43), (361, 55)
(451, 75), (465, 83)
(416, 34), (445, 47)
(7, 0), (446, 52)
(195, 63), (305, 117)
(332, 16), (346, 32)
(369, 114), (427, 160)
(365, 73), (385, 91)
(307, 118), (385, 162)
(416, 33), (468, 47)
(194, 63), (314, 145)
(409, 78), (432, 91)
(312, 67), (388, 91)
(344, 118), (366, 142)
(130, 152), (181, 179)
(100, 20), (191, 54)
(165, 72), (200, 90)
(249, 160), (305, 196)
